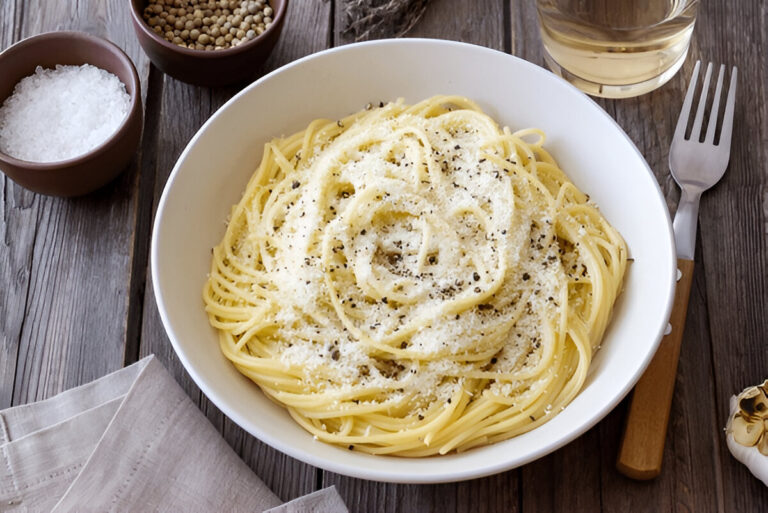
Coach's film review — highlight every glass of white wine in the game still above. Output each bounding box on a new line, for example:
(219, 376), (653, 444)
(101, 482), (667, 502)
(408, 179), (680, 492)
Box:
(536, 0), (699, 98)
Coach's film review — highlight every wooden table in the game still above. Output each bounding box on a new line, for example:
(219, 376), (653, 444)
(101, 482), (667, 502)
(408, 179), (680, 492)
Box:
(2, 1), (767, 511)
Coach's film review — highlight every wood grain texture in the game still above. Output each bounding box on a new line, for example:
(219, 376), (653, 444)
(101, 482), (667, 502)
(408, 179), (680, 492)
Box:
(599, 244), (723, 513)
(323, 2), (514, 512)
(618, 259), (695, 480)
(137, 0), (332, 502)
(508, 4), (603, 513)
(137, 72), (320, 503)
(0, 0), (30, 409)
(595, 59), (730, 511)
(0, 0), (150, 408)
(694, 0), (768, 510)
(510, 1), (731, 511)
(336, 0), (504, 48)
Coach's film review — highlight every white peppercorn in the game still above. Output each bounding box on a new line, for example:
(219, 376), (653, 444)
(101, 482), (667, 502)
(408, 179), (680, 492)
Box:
(142, 0), (273, 51)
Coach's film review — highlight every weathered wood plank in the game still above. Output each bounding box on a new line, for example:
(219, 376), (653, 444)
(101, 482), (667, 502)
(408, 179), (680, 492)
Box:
(689, 0), (768, 510)
(336, 0), (504, 48)
(0, 0), (29, 411)
(509, 3), (605, 512)
(124, 64), (165, 367)
(323, 2), (514, 512)
(137, 76), (319, 504)
(511, 2), (727, 511)
(595, 68), (685, 513)
(0, 180), (37, 411)
(324, 475), (519, 513)
(138, 0), (332, 501)
(599, 241), (721, 513)
(0, 0), (150, 407)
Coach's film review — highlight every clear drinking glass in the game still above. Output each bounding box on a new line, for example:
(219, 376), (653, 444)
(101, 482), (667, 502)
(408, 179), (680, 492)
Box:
(536, 0), (699, 98)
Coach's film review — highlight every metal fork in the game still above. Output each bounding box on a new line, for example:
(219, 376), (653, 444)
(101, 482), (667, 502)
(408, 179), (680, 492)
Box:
(617, 61), (738, 480)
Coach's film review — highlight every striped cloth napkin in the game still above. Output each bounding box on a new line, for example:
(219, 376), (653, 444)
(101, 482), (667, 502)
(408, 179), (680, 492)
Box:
(0, 355), (347, 512)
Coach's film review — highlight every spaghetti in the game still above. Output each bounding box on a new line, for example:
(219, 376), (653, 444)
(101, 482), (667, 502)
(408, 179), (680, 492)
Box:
(203, 95), (627, 456)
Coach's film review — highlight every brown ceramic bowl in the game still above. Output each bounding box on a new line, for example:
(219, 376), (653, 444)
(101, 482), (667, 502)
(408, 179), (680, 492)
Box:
(0, 31), (143, 197)
(129, 0), (288, 86)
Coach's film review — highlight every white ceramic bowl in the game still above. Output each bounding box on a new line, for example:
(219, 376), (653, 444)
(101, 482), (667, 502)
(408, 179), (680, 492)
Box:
(152, 39), (676, 483)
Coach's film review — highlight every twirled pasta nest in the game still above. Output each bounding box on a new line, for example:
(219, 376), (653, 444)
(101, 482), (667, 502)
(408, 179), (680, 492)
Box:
(204, 96), (626, 456)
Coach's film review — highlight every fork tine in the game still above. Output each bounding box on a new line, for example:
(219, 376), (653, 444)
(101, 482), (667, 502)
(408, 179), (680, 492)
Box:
(674, 60), (701, 142)
(704, 65), (726, 143)
(718, 67), (738, 148)
(690, 62), (713, 141)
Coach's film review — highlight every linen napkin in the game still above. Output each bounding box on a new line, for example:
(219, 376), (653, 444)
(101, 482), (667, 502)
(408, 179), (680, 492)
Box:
(0, 355), (348, 512)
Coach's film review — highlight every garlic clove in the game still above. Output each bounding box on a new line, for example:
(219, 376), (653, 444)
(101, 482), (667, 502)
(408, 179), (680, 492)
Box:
(759, 421), (768, 457)
(731, 414), (764, 447)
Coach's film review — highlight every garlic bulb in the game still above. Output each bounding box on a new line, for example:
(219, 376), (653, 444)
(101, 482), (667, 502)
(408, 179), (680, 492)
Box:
(725, 380), (768, 486)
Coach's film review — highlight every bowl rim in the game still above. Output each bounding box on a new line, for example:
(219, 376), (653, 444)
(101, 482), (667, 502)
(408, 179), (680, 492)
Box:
(127, 0), (288, 59)
(151, 38), (677, 483)
(0, 30), (142, 170)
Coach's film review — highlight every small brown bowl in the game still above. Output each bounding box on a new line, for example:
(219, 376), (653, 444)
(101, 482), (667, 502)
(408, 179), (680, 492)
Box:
(0, 31), (143, 197)
(129, 0), (288, 86)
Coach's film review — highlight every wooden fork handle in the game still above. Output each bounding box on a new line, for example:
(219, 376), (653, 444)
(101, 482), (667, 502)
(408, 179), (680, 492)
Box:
(616, 258), (695, 480)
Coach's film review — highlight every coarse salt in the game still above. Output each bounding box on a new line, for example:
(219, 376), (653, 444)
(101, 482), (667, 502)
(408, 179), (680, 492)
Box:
(0, 64), (131, 163)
